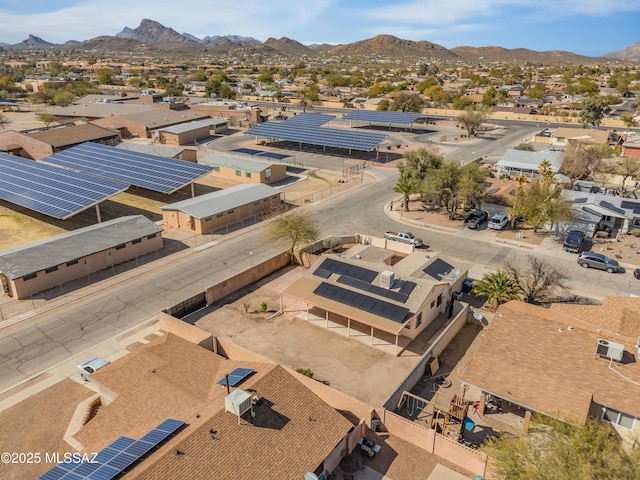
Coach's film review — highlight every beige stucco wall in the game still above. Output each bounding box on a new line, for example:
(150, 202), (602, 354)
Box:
(162, 193), (281, 234)
(9, 233), (163, 299)
(156, 125), (210, 146)
(209, 164), (287, 185)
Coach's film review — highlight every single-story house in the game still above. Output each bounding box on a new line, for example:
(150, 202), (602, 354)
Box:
(281, 245), (469, 356)
(496, 149), (564, 180)
(199, 154), (287, 185)
(462, 299), (640, 443)
(0, 215), (163, 299)
(560, 191), (640, 236)
(91, 110), (211, 139)
(151, 118), (229, 146)
(552, 127), (615, 147)
(622, 136), (640, 157)
(161, 184), (281, 234)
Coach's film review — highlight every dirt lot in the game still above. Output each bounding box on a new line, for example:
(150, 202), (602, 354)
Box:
(0, 165), (347, 251)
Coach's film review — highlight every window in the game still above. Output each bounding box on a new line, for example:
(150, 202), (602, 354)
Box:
(430, 300), (436, 309)
(147, 233), (157, 240)
(263, 198), (269, 203)
(115, 244), (126, 250)
(227, 209), (234, 214)
(254, 201), (261, 206)
(204, 217), (212, 222)
(633, 218), (640, 228)
(245, 172), (252, 178)
(437, 294), (443, 307)
(415, 313), (422, 328)
(66, 259), (79, 267)
(45, 266), (59, 274)
(235, 170), (242, 176)
(217, 213), (224, 218)
(132, 238), (142, 245)
(23, 272), (37, 281)
(603, 407), (635, 429)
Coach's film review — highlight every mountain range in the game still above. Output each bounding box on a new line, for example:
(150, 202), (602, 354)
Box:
(1, 18), (638, 62)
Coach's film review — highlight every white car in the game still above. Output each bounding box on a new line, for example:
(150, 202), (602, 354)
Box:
(488, 214), (509, 230)
(77, 357), (110, 381)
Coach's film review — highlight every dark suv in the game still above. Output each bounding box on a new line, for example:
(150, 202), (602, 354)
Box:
(577, 252), (619, 273)
(464, 210), (489, 229)
(562, 230), (585, 253)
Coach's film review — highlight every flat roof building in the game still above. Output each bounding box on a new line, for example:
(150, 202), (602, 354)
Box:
(199, 153), (287, 185)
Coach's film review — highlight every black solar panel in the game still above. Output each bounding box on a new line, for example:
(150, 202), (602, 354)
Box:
(316, 258), (377, 283)
(423, 258), (454, 280)
(285, 113), (335, 126)
(244, 123), (388, 152)
(313, 268), (332, 279)
(621, 200), (637, 209)
(231, 148), (292, 160)
(343, 110), (421, 124)
(0, 153), (128, 220)
(216, 367), (254, 387)
(39, 419), (185, 480)
(155, 418), (186, 433)
(599, 200), (626, 215)
(313, 282), (409, 323)
(398, 281), (417, 296)
(635, 205), (640, 215)
(573, 197), (588, 203)
(42, 143), (213, 194)
(336, 275), (413, 303)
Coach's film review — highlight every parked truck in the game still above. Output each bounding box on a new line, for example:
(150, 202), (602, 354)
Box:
(384, 231), (423, 247)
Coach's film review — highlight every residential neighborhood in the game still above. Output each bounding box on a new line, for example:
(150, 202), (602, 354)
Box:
(1, 11), (640, 480)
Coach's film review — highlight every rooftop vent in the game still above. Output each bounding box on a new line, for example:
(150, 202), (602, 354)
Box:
(225, 388), (252, 425)
(596, 339), (624, 362)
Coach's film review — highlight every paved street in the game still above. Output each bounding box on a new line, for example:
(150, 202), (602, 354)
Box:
(0, 123), (633, 392)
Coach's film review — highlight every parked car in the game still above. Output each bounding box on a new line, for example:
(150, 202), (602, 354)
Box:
(634, 268), (640, 280)
(576, 252), (619, 273)
(384, 231), (423, 247)
(464, 210), (489, 229)
(488, 214), (509, 230)
(562, 230), (586, 253)
(77, 357), (110, 381)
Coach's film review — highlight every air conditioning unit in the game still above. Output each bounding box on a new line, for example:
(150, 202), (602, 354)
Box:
(596, 339), (624, 362)
(380, 270), (394, 289)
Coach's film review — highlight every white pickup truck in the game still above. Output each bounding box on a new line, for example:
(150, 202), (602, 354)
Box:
(384, 231), (423, 247)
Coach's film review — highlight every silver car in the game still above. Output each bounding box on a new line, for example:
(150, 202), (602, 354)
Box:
(576, 252), (619, 273)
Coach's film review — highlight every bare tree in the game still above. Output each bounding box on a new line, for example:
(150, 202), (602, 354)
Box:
(560, 143), (600, 188)
(504, 257), (569, 304)
(268, 209), (319, 264)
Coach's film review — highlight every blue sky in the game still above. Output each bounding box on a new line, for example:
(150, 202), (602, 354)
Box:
(0, 0), (637, 56)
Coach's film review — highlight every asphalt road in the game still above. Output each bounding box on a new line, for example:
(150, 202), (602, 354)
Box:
(0, 123), (631, 392)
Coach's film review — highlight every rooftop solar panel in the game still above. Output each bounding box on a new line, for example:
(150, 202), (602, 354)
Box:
(284, 113), (335, 126)
(155, 418), (186, 433)
(0, 153), (128, 220)
(86, 465), (120, 480)
(105, 452), (138, 471)
(72, 462), (102, 476)
(573, 197), (588, 203)
(423, 258), (455, 280)
(59, 472), (83, 480)
(39, 466), (69, 480)
(231, 148), (292, 160)
(123, 441), (154, 458)
(93, 447), (120, 464)
(316, 258), (378, 283)
(42, 143), (213, 194)
(343, 110), (421, 124)
(106, 436), (137, 451)
(217, 367), (254, 387)
(313, 282), (409, 323)
(599, 200), (626, 215)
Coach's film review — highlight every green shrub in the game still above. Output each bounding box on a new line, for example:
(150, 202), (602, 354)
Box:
(260, 301), (268, 312)
(628, 229), (640, 237)
(296, 368), (314, 378)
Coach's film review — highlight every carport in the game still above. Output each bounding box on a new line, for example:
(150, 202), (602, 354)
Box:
(281, 277), (412, 356)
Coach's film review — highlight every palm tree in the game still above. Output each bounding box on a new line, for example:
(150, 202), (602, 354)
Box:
(393, 174), (420, 212)
(472, 271), (522, 310)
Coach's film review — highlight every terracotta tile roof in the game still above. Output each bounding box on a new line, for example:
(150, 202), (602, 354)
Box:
(462, 301), (640, 423)
(26, 123), (119, 148)
(127, 365), (353, 480)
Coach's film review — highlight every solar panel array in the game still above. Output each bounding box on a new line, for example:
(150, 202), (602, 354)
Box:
(343, 110), (422, 124)
(313, 282), (409, 323)
(337, 276), (416, 303)
(423, 258), (455, 280)
(620, 200), (640, 214)
(283, 113), (335, 126)
(231, 148), (292, 160)
(574, 197), (588, 204)
(42, 143), (213, 194)
(216, 367), (254, 387)
(244, 121), (388, 152)
(39, 419), (184, 480)
(313, 258), (378, 283)
(599, 200), (626, 215)
(0, 153), (128, 219)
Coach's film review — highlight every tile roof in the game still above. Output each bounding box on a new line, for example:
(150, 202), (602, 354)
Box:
(26, 123), (119, 148)
(462, 301), (640, 423)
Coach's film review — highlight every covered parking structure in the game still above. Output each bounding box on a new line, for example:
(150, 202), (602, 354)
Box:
(342, 110), (423, 131)
(244, 113), (388, 158)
